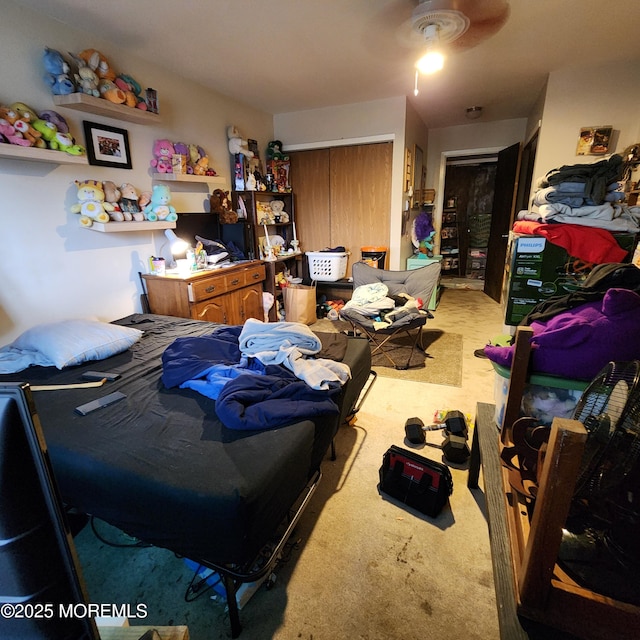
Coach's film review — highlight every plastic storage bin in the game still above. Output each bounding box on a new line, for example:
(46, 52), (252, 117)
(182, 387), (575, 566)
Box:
(306, 251), (348, 282)
(492, 361), (588, 427)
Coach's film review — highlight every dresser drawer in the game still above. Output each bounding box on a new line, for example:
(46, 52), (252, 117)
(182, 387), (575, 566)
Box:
(226, 264), (266, 292)
(188, 274), (227, 302)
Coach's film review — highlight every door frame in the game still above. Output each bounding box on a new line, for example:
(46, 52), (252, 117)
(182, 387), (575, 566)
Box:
(435, 146), (505, 256)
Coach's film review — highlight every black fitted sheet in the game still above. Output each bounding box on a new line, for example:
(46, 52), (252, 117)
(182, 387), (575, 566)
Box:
(0, 314), (370, 567)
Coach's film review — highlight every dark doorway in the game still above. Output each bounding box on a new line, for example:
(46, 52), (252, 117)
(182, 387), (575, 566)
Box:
(443, 156), (498, 279)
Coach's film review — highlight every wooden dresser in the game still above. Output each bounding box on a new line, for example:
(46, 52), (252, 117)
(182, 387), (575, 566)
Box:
(142, 261), (265, 325)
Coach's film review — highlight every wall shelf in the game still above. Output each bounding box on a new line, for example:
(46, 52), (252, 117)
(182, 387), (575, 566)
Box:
(52, 93), (161, 125)
(152, 172), (226, 186)
(0, 144), (88, 165)
(83, 220), (176, 233)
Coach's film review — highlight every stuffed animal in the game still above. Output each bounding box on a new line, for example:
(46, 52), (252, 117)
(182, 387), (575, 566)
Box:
(42, 47), (75, 95)
(227, 125), (254, 157)
(143, 184), (177, 222)
(0, 107), (43, 147)
(114, 74), (147, 109)
(210, 189), (237, 224)
(269, 200), (289, 222)
(38, 110), (69, 133)
(150, 139), (174, 173)
(98, 79), (126, 104)
(192, 155), (210, 176)
(32, 118), (85, 155)
(138, 190), (152, 211)
(102, 180), (125, 221)
(70, 179), (114, 227)
(0, 107), (30, 146)
(69, 52), (100, 97)
(266, 140), (286, 162)
(77, 49), (115, 81)
(117, 183), (140, 219)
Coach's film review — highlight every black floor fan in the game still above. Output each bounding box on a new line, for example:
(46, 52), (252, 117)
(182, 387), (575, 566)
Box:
(558, 360), (640, 606)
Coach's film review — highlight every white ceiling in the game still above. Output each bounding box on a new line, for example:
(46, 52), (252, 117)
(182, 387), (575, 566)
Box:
(14, 0), (640, 129)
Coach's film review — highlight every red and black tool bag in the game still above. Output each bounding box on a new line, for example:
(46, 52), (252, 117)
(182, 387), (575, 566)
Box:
(379, 445), (453, 517)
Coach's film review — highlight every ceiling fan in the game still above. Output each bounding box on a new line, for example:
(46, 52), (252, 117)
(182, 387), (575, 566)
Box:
(367, 1), (511, 97)
(402, 0), (510, 51)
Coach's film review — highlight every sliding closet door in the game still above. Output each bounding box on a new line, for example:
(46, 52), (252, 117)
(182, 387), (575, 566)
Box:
(329, 143), (392, 272)
(288, 148), (331, 252)
(290, 142), (392, 275)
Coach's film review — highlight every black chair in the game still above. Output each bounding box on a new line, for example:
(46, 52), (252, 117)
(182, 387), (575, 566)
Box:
(340, 261), (441, 370)
(0, 382), (99, 640)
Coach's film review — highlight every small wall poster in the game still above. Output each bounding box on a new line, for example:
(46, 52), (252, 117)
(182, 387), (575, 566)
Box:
(576, 126), (612, 156)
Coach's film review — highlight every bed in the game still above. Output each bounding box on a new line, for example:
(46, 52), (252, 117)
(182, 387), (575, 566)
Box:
(0, 313), (372, 636)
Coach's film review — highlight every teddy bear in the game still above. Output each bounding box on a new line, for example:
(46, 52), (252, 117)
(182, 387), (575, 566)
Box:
(98, 79), (126, 104)
(9, 103), (45, 147)
(119, 183), (144, 221)
(210, 189), (237, 224)
(70, 180), (114, 227)
(37, 109), (69, 133)
(32, 118), (85, 155)
(0, 107), (30, 146)
(143, 184), (177, 222)
(42, 47), (75, 95)
(0, 107), (42, 147)
(269, 200), (289, 223)
(102, 180), (127, 221)
(114, 74), (147, 109)
(227, 125), (254, 157)
(192, 155), (210, 176)
(150, 139), (174, 173)
(69, 52), (100, 97)
(138, 190), (152, 211)
(77, 49), (116, 81)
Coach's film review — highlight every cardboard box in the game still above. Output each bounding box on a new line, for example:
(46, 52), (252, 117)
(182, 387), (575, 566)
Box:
(504, 232), (636, 325)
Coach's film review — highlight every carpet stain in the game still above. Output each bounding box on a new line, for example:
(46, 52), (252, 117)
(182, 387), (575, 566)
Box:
(420, 599), (433, 616)
(396, 535), (413, 563)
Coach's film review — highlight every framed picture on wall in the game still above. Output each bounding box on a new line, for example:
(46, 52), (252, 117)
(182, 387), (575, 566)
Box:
(83, 120), (132, 169)
(576, 126), (612, 156)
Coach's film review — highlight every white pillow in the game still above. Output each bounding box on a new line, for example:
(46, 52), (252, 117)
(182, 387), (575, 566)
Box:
(11, 319), (143, 370)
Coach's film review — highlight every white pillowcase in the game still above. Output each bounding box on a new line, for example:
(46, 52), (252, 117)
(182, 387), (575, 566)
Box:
(10, 319), (143, 370)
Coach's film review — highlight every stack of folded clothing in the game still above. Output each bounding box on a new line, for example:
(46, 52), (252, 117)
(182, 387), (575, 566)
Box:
(517, 154), (640, 233)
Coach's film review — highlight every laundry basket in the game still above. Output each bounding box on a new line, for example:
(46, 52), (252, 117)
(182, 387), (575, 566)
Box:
(306, 251), (349, 282)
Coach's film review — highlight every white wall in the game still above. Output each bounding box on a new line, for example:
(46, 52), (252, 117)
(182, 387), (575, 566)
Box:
(274, 97), (408, 269)
(534, 60), (640, 183)
(0, 0), (273, 343)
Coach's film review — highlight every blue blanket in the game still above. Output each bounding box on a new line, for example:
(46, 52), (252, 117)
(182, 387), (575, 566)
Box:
(161, 325), (340, 431)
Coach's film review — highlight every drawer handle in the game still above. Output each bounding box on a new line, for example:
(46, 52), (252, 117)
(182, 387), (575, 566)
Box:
(230, 278), (240, 285)
(205, 285), (216, 293)
(252, 273), (261, 279)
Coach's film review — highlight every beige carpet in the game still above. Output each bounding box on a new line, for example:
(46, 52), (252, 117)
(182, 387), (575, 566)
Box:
(312, 319), (463, 387)
(372, 329), (463, 386)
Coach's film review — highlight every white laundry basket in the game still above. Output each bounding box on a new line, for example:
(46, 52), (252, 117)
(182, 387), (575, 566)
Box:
(306, 251), (349, 282)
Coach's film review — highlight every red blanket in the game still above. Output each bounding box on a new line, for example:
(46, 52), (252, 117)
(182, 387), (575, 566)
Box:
(512, 220), (628, 264)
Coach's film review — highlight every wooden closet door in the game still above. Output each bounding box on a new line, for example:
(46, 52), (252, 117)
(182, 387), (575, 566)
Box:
(289, 142), (392, 276)
(329, 143), (392, 272)
(288, 149), (331, 252)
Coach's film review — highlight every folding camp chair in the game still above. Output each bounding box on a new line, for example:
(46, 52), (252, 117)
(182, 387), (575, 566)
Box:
(340, 261), (441, 370)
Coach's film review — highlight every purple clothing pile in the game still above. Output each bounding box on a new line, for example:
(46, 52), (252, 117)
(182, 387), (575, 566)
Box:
(484, 288), (640, 380)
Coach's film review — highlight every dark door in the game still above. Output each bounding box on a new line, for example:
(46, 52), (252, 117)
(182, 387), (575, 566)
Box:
(484, 142), (521, 302)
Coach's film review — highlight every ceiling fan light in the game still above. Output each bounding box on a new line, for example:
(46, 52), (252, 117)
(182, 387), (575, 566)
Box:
(416, 50), (444, 74)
